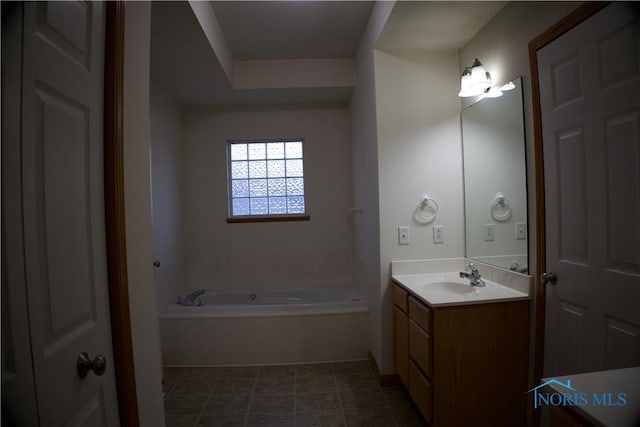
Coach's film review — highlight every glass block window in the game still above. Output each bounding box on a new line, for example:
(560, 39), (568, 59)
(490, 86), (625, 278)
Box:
(228, 140), (306, 217)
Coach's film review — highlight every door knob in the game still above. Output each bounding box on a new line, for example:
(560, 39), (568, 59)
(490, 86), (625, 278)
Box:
(77, 352), (107, 378)
(540, 272), (558, 285)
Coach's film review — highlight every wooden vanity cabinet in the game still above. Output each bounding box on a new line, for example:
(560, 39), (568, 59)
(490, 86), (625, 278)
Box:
(392, 282), (530, 427)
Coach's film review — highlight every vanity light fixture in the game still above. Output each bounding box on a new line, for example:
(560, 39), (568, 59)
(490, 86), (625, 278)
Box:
(501, 81), (516, 91)
(457, 67), (475, 97)
(458, 58), (492, 97)
(458, 58), (512, 98)
(470, 58), (491, 90)
(484, 86), (503, 98)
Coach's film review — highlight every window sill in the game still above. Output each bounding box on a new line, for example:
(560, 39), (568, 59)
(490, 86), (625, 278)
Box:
(226, 214), (310, 224)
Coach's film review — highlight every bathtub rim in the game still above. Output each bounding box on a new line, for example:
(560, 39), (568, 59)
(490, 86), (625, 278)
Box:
(162, 286), (368, 319)
(161, 300), (369, 319)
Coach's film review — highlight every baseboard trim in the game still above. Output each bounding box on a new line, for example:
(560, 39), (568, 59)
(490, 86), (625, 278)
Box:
(368, 351), (398, 386)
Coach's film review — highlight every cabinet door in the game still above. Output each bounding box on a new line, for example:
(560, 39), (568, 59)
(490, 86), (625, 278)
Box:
(393, 305), (409, 386)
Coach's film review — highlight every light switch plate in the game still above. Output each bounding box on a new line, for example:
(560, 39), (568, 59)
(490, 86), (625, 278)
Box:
(398, 226), (410, 245)
(484, 223), (495, 241)
(516, 222), (526, 240)
(433, 225), (444, 243)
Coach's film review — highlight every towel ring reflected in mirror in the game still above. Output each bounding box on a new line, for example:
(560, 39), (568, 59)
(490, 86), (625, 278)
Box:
(490, 192), (512, 222)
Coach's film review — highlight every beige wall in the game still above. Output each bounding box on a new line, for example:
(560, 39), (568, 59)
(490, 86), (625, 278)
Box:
(150, 83), (185, 309)
(181, 106), (354, 292)
(374, 50), (464, 373)
(349, 1), (396, 373)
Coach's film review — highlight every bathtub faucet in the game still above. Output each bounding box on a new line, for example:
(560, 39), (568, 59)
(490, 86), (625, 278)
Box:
(179, 289), (205, 306)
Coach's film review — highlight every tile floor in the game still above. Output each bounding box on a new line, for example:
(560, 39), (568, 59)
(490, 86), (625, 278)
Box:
(163, 360), (428, 427)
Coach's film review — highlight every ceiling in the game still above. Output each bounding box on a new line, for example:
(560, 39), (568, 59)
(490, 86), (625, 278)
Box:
(377, 1), (506, 53)
(150, 1), (505, 107)
(210, 1), (375, 60)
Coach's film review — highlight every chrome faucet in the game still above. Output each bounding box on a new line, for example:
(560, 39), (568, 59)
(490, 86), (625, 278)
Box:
(460, 263), (486, 287)
(510, 260), (528, 273)
(178, 289), (205, 306)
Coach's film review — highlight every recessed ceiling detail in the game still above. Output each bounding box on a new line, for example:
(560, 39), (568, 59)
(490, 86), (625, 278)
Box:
(150, 1), (504, 106)
(210, 1), (374, 60)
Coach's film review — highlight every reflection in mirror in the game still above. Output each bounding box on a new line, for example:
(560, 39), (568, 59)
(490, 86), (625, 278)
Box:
(462, 77), (528, 273)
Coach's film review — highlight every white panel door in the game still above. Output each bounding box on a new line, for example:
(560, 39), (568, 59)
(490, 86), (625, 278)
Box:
(538, 3), (640, 376)
(20, 2), (119, 425)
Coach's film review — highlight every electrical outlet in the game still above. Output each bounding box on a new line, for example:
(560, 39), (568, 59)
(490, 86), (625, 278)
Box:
(398, 226), (410, 245)
(433, 225), (444, 243)
(484, 223), (495, 241)
(516, 223), (526, 240)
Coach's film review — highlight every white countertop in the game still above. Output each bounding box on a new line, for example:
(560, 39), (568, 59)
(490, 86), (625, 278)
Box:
(391, 271), (530, 307)
(542, 368), (640, 427)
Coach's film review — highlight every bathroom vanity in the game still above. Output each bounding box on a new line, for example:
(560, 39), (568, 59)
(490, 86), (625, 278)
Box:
(392, 262), (531, 427)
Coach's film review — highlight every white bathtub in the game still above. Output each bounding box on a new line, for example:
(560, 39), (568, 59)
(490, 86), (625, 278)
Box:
(160, 287), (370, 366)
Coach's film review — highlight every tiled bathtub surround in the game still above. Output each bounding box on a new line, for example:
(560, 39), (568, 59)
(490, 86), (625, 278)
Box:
(163, 361), (427, 427)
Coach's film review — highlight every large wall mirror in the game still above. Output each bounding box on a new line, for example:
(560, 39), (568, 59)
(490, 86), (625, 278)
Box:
(462, 77), (528, 273)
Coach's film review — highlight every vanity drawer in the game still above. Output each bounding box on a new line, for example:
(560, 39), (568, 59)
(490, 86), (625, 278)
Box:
(409, 296), (432, 334)
(409, 319), (432, 379)
(392, 282), (408, 312)
(409, 360), (433, 425)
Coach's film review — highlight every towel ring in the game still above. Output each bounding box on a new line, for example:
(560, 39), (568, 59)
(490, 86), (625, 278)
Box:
(490, 193), (511, 221)
(415, 194), (438, 224)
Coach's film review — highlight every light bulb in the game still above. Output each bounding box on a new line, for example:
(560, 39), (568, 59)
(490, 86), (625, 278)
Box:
(458, 67), (480, 97)
(471, 58), (488, 83)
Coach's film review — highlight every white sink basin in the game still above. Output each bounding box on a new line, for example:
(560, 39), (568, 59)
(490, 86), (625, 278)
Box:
(423, 281), (475, 295)
(392, 272), (529, 307)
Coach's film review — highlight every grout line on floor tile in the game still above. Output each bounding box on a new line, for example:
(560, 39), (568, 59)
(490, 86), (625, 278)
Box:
(193, 393), (210, 427)
(332, 371), (348, 427)
(243, 368), (259, 427)
(162, 368), (186, 400)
